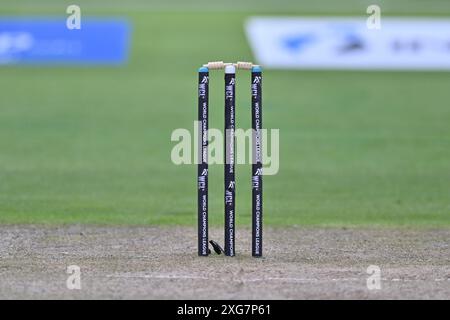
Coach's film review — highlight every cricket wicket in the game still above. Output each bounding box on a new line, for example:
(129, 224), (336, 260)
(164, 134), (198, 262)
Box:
(197, 61), (263, 257)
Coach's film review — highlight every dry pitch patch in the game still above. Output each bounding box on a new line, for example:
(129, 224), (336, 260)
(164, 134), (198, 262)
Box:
(0, 225), (448, 299)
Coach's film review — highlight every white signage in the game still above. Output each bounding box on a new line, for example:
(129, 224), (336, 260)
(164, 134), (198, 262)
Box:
(245, 17), (450, 70)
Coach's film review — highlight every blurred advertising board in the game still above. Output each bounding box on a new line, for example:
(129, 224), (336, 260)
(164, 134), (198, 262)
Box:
(0, 18), (130, 65)
(246, 17), (450, 70)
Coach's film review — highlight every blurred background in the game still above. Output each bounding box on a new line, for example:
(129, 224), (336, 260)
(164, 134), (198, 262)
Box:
(0, 0), (449, 227)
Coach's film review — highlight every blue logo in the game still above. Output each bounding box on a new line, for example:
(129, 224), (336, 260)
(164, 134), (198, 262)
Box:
(282, 34), (315, 53)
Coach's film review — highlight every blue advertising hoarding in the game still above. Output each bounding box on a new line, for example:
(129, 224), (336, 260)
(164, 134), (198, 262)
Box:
(0, 18), (130, 65)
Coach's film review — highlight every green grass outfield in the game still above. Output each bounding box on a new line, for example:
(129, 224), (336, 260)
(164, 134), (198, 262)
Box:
(0, 1), (449, 227)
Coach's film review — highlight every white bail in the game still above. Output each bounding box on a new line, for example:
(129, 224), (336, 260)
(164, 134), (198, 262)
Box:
(224, 65), (236, 74)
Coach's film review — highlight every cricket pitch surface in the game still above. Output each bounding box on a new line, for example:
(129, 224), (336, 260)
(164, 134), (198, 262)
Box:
(0, 225), (448, 299)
